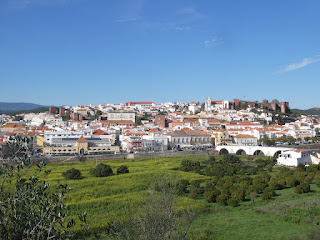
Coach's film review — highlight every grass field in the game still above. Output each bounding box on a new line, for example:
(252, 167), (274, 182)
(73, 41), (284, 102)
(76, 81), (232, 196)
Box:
(17, 155), (320, 239)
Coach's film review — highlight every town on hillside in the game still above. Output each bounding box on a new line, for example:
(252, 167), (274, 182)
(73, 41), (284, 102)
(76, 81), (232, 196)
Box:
(1, 98), (320, 167)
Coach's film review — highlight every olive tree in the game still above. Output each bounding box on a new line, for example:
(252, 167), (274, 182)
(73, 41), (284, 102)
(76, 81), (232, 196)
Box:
(0, 135), (76, 239)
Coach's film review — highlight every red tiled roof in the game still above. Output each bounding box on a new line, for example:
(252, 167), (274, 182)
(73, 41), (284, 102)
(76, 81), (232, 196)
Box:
(77, 136), (87, 143)
(93, 129), (107, 135)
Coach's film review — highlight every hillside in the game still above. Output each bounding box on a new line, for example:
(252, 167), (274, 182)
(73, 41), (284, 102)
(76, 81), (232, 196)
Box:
(0, 102), (45, 111)
(0, 107), (50, 115)
(291, 108), (320, 116)
(15, 155), (320, 239)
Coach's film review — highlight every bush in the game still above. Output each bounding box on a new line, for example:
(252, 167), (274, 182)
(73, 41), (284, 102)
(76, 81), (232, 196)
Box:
(295, 183), (311, 194)
(216, 193), (230, 205)
(62, 168), (82, 180)
(189, 180), (202, 199)
(231, 188), (245, 202)
(176, 179), (189, 195)
(268, 179), (282, 190)
(294, 185), (304, 194)
(117, 165), (129, 174)
(253, 176), (267, 193)
(246, 185), (259, 197)
(286, 176), (298, 187)
(204, 188), (221, 203)
(305, 175), (314, 184)
(314, 175), (320, 187)
(180, 160), (195, 172)
(222, 154), (241, 164)
(227, 198), (239, 207)
(90, 163), (113, 177)
(261, 187), (275, 200)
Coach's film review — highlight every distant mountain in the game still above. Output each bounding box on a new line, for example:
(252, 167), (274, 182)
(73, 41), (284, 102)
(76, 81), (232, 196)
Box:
(0, 102), (45, 111)
(291, 108), (320, 116)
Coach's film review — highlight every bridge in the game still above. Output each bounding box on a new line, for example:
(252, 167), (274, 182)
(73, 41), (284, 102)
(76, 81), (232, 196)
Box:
(215, 145), (293, 157)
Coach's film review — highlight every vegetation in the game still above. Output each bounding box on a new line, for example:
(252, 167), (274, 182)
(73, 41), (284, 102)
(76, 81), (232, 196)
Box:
(62, 168), (83, 180)
(4, 151), (320, 239)
(0, 136), (76, 239)
(117, 165), (129, 174)
(90, 163), (113, 177)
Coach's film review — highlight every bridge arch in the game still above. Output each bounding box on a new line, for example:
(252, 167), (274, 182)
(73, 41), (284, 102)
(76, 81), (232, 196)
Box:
(274, 150), (282, 157)
(253, 150), (265, 156)
(236, 149), (246, 156)
(219, 148), (229, 155)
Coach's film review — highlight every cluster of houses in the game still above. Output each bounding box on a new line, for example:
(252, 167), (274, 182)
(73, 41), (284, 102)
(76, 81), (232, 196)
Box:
(0, 98), (320, 167)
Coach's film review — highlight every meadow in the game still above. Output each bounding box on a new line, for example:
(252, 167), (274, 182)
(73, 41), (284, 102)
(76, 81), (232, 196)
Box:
(19, 155), (320, 239)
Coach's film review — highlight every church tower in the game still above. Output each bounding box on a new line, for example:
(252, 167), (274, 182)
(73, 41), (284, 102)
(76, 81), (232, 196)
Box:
(205, 97), (212, 112)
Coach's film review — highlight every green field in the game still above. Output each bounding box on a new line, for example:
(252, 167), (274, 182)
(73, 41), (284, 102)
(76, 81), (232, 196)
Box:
(17, 156), (320, 239)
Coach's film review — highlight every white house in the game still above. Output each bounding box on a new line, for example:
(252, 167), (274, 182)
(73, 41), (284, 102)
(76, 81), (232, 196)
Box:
(277, 149), (313, 166)
(233, 134), (258, 146)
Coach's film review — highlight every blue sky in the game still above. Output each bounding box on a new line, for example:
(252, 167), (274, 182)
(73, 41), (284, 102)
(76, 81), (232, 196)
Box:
(0, 0), (319, 109)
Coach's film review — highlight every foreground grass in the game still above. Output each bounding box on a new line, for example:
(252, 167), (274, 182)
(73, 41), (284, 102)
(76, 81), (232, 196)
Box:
(16, 156), (320, 239)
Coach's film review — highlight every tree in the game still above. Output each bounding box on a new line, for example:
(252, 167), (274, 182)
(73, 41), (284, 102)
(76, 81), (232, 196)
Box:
(0, 135), (76, 239)
(135, 117), (142, 126)
(90, 163), (113, 177)
(96, 110), (102, 120)
(231, 188), (245, 202)
(227, 198), (239, 207)
(62, 168), (83, 180)
(189, 180), (202, 199)
(117, 165), (129, 174)
(216, 192), (230, 205)
(177, 179), (189, 196)
(260, 187), (275, 200)
(204, 188), (221, 203)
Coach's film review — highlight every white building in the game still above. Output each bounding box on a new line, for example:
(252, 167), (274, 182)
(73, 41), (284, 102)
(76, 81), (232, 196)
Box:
(107, 111), (135, 122)
(205, 97), (230, 112)
(44, 130), (114, 146)
(167, 129), (212, 149)
(142, 130), (168, 151)
(233, 134), (258, 146)
(277, 149), (313, 166)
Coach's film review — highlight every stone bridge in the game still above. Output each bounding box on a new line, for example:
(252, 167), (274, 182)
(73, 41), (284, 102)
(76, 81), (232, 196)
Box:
(215, 145), (293, 157)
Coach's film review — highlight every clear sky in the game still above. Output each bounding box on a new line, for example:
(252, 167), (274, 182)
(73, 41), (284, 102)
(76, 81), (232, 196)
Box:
(0, 0), (319, 109)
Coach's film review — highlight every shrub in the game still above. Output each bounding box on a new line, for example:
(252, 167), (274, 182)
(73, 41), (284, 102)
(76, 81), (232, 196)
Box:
(286, 176), (298, 187)
(261, 187), (275, 200)
(216, 193), (230, 205)
(294, 185), (304, 194)
(227, 198), (239, 207)
(189, 180), (202, 199)
(231, 188), (245, 202)
(176, 179), (189, 195)
(207, 156), (216, 165)
(253, 176), (267, 193)
(314, 175), (320, 187)
(209, 165), (224, 178)
(247, 166), (258, 175)
(268, 179), (282, 190)
(302, 182), (310, 192)
(246, 185), (259, 197)
(305, 175), (314, 184)
(180, 160), (195, 172)
(204, 188), (221, 203)
(222, 154), (241, 164)
(117, 165), (129, 174)
(90, 163), (113, 177)
(62, 168), (82, 180)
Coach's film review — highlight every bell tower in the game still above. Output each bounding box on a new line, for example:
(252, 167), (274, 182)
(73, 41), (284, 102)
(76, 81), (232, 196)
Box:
(205, 97), (212, 112)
